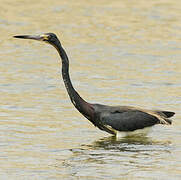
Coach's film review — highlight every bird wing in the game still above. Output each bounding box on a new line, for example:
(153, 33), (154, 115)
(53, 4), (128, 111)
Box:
(100, 110), (160, 132)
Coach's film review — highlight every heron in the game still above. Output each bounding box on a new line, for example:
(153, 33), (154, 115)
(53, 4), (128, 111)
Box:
(14, 33), (175, 136)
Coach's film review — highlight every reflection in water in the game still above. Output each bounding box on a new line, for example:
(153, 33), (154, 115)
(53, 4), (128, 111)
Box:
(58, 136), (172, 179)
(87, 135), (172, 152)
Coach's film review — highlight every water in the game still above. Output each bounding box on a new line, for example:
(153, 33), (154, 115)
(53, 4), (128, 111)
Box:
(1, 0), (181, 179)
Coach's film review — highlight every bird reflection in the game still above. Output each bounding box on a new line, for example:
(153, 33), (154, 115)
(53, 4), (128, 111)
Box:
(82, 135), (172, 152)
(60, 136), (172, 177)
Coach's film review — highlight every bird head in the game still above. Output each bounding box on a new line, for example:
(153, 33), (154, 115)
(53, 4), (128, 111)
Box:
(13, 33), (60, 46)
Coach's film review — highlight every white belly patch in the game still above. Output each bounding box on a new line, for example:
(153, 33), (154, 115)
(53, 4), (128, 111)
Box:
(116, 127), (152, 138)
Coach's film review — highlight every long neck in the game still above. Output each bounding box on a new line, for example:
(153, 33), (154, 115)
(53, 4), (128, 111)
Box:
(54, 41), (93, 119)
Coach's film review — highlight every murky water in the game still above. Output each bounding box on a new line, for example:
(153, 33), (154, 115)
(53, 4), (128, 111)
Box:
(1, 0), (181, 179)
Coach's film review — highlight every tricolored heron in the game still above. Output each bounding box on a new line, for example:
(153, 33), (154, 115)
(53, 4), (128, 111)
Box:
(14, 33), (175, 136)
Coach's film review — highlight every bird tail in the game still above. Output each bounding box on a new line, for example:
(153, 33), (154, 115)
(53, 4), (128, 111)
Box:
(154, 110), (175, 125)
(160, 117), (172, 125)
(160, 111), (175, 118)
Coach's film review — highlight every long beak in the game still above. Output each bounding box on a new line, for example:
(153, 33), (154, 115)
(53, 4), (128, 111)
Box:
(13, 34), (49, 41)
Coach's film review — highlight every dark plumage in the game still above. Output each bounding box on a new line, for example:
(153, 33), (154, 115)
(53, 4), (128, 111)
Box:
(14, 33), (175, 136)
(92, 104), (174, 135)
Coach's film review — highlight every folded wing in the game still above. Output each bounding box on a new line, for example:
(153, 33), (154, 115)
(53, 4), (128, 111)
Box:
(100, 110), (170, 132)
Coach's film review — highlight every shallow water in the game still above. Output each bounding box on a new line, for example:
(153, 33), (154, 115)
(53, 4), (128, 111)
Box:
(1, 0), (181, 179)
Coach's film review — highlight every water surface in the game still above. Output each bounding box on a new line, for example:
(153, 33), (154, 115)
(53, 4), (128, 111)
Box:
(1, 0), (181, 179)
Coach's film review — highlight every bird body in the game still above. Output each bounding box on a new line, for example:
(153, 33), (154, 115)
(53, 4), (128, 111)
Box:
(14, 33), (175, 136)
(89, 104), (174, 135)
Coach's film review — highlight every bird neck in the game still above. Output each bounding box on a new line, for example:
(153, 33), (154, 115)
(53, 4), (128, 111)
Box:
(55, 42), (93, 119)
